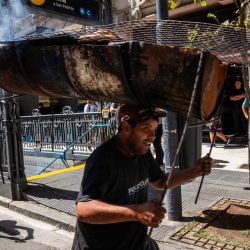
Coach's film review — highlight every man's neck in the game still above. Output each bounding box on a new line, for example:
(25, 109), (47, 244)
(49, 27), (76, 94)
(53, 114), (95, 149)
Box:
(115, 134), (135, 158)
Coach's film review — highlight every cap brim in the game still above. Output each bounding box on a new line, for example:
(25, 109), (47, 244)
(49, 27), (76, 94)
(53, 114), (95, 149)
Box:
(155, 109), (167, 117)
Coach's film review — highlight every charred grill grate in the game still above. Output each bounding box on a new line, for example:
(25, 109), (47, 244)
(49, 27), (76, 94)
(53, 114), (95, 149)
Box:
(0, 20), (231, 119)
(10, 19), (250, 65)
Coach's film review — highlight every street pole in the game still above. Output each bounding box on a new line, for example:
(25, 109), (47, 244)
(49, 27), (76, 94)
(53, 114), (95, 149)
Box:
(242, 66), (249, 186)
(155, 0), (183, 221)
(163, 113), (183, 221)
(0, 1), (27, 200)
(247, 69), (250, 187)
(245, 4), (250, 186)
(0, 90), (27, 200)
(156, 0), (169, 20)
(248, 67), (250, 186)
(240, 2), (250, 186)
(102, 0), (112, 24)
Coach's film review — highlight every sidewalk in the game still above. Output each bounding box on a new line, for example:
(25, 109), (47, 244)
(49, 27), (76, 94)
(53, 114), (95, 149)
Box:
(0, 143), (249, 249)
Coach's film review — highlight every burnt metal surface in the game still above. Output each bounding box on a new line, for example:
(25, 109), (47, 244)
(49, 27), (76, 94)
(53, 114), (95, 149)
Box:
(129, 43), (227, 120)
(201, 55), (228, 119)
(17, 45), (79, 98)
(0, 45), (39, 95)
(63, 43), (137, 103)
(0, 41), (227, 120)
(0, 44), (80, 97)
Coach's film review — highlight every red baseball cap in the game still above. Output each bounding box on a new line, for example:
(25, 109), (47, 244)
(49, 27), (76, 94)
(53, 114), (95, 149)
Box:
(117, 104), (166, 126)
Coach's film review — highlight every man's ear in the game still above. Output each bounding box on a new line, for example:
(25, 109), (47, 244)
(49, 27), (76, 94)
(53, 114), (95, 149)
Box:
(120, 121), (131, 133)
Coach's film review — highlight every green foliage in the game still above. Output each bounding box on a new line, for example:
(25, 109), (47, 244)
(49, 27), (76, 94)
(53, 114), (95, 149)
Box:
(187, 26), (200, 42)
(242, 229), (250, 237)
(195, 230), (249, 248)
(221, 20), (230, 26)
(170, 0), (249, 49)
(176, 221), (198, 237)
(206, 1), (248, 28)
(207, 13), (219, 23)
(246, 10), (250, 28)
(200, 1), (207, 7)
(195, 230), (224, 242)
(169, 0), (177, 10)
(193, 0), (207, 6)
(185, 25), (200, 48)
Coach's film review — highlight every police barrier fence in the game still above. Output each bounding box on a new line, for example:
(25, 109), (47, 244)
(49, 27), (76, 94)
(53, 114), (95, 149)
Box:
(20, 108), (116, 176)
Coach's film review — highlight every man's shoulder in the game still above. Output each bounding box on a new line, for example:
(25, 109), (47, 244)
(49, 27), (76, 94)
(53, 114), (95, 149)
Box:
(90, 137), (116, 158)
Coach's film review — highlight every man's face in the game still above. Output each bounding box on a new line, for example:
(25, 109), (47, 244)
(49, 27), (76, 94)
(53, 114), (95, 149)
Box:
(126, 118), (159, 155)
(235, 80), (242, 89)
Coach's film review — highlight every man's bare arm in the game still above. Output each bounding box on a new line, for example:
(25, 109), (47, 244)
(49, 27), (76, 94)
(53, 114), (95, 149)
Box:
(242, 105), (248, 119)
(76, 199), (165, 227)
(230, 94), (245, 101)
(151, 155), (213, 189)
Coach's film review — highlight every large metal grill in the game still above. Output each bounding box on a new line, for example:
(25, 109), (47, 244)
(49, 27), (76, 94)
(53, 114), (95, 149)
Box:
(15, 19), (250, 66)
(0, 19), (246, 121)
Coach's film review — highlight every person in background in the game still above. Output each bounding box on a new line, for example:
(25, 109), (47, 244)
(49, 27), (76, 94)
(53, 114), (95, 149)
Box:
(38, 103), (45, 115)
(84, 100), (99, 113)
(72, 104), (213, 250)
(242, 97), (248, 119)
(83, 100), (100, 150)
(229, 79), (246, 136)
(109, 102), (120, 117)
(207, 120), (228, 147)
(77, 102), (86, 112)
(110, 103), (123, 133)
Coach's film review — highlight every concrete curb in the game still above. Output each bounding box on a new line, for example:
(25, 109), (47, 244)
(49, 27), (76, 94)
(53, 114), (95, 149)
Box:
(0, 196), (76, 232)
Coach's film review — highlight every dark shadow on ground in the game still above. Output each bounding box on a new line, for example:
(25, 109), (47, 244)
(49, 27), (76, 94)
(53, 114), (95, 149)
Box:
(196, 205), (250, 231)
(0, 220), (34, 243)
(24, 182), (78, 201)
(212, 159), (229, 168)
(224, 145), (248, 149)
(239, 164), (249, 169)
(179, 216), (196, 222)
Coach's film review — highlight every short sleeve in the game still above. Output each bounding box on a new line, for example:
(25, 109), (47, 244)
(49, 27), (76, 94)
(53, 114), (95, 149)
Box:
(147, 151), (164, 183)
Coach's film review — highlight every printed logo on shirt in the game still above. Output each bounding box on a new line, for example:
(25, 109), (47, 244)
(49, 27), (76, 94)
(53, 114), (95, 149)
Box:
(128, 178), (149, 196)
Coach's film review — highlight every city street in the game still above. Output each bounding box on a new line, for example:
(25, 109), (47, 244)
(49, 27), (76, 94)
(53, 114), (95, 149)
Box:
(0, 205), (74, 250)
(0, 1), (249, 250)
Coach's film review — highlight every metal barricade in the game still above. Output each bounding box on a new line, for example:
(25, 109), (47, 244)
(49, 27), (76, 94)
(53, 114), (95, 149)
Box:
(0, 128), (5, 183)
(21, 109), (115, 157)
(20, 107), (116, 176)
(0, 102), (6, 183)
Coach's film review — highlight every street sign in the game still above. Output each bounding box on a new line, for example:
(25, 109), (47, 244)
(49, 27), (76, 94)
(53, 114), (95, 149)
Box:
(27, 0), (100, 22)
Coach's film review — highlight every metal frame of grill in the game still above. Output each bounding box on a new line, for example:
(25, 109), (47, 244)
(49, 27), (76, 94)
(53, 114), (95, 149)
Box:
(5, 19), (249, 65)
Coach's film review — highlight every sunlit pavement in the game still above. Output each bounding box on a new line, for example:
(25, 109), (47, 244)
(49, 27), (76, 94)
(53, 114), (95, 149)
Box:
(0, 142), (249, 250)
(202, 143), (248, 172)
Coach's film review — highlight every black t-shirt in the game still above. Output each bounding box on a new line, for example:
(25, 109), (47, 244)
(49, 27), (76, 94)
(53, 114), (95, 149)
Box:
(72, 136), (163, 250)
(230, 88), (245, 109)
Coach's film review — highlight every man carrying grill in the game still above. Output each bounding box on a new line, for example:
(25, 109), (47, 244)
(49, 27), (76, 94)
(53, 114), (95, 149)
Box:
(72, 104), (213, 250)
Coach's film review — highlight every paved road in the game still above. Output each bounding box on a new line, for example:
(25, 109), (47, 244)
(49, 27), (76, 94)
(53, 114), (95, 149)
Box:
(202, 143), (248, 172)
(1, 142), (249, 250)
(0, 205), (74, 250)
